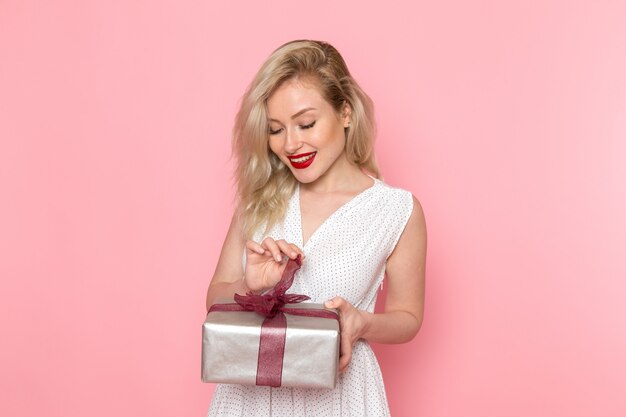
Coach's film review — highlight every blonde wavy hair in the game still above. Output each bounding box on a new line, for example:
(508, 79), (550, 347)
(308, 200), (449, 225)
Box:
(233, 40), (380, 238)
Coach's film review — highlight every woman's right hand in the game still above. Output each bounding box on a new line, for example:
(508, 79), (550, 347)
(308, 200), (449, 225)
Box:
(244, 238), (305, 293)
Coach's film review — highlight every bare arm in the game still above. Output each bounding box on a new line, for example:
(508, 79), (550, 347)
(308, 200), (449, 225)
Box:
(361, 195), (426, 343)
(326, 195), (426, 370)
(205, 210), (248, 310)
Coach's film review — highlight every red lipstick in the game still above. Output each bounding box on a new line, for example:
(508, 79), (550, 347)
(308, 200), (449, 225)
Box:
(287, 152), (316, 169)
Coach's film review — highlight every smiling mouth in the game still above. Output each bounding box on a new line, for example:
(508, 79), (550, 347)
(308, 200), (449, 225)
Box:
(288, 152), (316, 169)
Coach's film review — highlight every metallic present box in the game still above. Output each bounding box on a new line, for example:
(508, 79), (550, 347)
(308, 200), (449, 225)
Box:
(202, 301), (340, 389)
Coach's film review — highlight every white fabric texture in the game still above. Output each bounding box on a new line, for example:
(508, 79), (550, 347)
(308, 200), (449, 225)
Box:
(207, 178), (414, 417)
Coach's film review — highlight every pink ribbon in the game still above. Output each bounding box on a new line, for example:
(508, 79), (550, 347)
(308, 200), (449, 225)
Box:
(208, 256), (339, 387)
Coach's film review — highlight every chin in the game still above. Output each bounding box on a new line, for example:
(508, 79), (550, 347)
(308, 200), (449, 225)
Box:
(292, 173), (317, 184)
(290, 169), (321, 184)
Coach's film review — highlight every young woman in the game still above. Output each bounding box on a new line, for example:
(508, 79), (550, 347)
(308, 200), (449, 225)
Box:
(205, 39), (426, 417)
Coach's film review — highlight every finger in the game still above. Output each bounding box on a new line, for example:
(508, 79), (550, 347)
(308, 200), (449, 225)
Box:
(325, 296), (346, 310)
(261, 238), (283, 262)
(290, 244), (306, 259)
(245, 240), (265, 255)
(275, 239), (298, 259)
(339, 333), (352, 372)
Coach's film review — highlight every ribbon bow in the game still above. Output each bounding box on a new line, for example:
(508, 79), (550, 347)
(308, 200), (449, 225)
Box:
(234, 255), (310, 317)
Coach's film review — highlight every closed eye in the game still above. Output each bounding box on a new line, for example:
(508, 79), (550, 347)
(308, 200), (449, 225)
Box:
(300, 121), (316, 130)
(269, 127), (283, 135)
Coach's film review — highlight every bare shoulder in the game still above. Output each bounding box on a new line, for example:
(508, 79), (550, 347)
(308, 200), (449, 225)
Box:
(409, 194), (426, 234)
(388, 193), (427, 264)
(377, 182), (426, 240)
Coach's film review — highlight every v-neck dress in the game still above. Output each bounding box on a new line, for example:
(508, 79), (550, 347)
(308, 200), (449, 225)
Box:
(207, 178), (414, 417)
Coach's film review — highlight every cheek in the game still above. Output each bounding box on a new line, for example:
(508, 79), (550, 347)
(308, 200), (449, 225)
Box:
(268, 138), (282, 156)
(328, 128), (347, 151)
(316, 125), (341, 146)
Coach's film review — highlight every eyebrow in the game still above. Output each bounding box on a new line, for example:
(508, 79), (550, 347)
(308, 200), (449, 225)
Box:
(268, 107), (316, 122)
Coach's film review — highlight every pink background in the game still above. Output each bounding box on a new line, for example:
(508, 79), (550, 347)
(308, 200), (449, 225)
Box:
(1, 1), (625, 416)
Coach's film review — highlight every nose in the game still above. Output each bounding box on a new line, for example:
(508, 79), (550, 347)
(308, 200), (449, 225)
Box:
(283, 128), (303, 155)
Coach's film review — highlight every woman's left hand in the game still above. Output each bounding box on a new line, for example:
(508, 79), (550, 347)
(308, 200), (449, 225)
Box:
(324, 297), (371, 373)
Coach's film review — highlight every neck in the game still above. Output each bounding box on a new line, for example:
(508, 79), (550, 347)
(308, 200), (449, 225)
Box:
(300, 155), (373, 194)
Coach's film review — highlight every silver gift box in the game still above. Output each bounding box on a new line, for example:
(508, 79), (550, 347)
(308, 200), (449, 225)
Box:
(202, 302), (340, 389)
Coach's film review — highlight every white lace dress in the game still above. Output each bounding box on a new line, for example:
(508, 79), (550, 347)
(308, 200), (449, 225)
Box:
(207, 178), (414, 417)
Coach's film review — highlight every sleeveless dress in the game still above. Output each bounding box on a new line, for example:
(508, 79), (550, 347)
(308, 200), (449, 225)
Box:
(207, 178), (414, 417)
